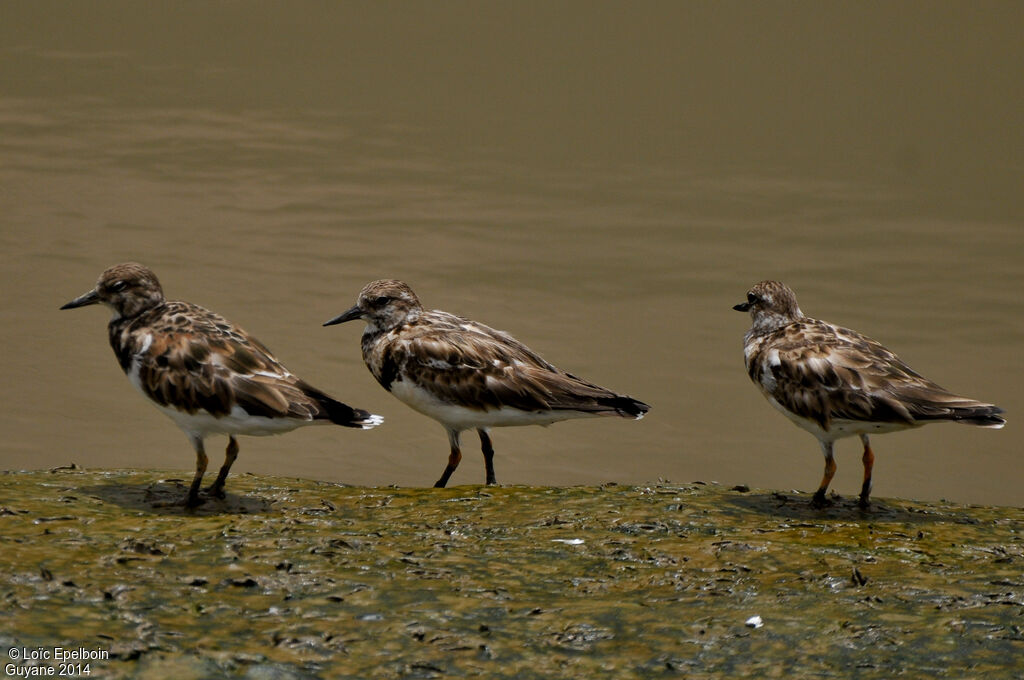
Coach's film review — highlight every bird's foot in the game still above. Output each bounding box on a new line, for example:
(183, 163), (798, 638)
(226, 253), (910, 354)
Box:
(185, 493), (207, 509)
(204, 483), (227, 500)
(810, 490), (835, 509)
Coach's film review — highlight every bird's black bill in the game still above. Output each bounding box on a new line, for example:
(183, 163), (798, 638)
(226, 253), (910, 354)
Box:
(323, 305), (363, 326)
(60, 289), (100, 310)
(733, 302), (751, 312)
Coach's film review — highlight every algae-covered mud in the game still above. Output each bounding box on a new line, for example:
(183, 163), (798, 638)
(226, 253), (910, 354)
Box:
(1, 469), (1022, 678)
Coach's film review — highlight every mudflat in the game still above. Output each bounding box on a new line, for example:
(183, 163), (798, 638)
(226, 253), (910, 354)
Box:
(2, 468), (1021, 678)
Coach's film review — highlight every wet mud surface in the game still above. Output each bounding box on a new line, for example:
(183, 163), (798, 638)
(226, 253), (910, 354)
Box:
(2, 469), (1022, 678)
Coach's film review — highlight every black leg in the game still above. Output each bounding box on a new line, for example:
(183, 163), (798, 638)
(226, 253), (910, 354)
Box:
(206, 436), (239, 499)
(478, 428), (497, 485)
(434, 430), (462, 488)
(858, 434), (874, 509)
(187, 436), (208, 508)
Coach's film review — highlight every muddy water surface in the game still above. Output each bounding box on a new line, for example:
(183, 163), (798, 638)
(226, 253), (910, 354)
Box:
(1, 3), (1022, 505)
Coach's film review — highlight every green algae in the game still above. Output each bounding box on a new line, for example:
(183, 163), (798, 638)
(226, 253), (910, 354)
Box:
(1, 469), (1022, 678)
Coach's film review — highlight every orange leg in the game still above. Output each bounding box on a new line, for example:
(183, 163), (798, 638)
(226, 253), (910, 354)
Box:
(859, 434), (875, 509)
(434, 429), (463, 488)
(811, 441), (837, 508)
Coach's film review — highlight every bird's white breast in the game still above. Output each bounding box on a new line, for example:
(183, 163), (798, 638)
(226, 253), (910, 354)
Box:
(126, 357), (314, 439)
(763, 393), (916, 443)
(388, 378), (584, 431)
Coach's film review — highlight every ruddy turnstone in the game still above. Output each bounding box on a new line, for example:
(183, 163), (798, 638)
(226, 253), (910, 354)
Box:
(734, 280), (1005, 508)
(61, 263), (383, 507)
(324, 280), (650, 487)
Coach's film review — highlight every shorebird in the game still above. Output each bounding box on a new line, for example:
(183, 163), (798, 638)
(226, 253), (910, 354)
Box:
(324, 279), (649, 487)
(61, 263), (383, 507)
(734, 280), (1004, 508)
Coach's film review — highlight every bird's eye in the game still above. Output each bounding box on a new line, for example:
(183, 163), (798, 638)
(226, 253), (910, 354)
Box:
(110, 281), (128, 292)
(373, 295), (390, 306)
(747, 293), (758, 304)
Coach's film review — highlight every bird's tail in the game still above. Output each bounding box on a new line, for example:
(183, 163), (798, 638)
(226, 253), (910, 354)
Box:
(906, 396), (1005, 429)
(540, 370), (651, 420)
(328, 400), (385, 429)
(944, 406), (1005, 428)
(306, 387), (383, 429)
(596, 394), (651, 420)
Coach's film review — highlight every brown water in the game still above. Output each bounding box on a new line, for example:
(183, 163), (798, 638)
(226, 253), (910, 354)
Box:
(2, 3), (1022, 505)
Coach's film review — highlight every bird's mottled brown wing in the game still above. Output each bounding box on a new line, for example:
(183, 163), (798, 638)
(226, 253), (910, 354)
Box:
(753, 319), (948, 429)
(389, 315), (641, 415)
(115, 302), (326, 420)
